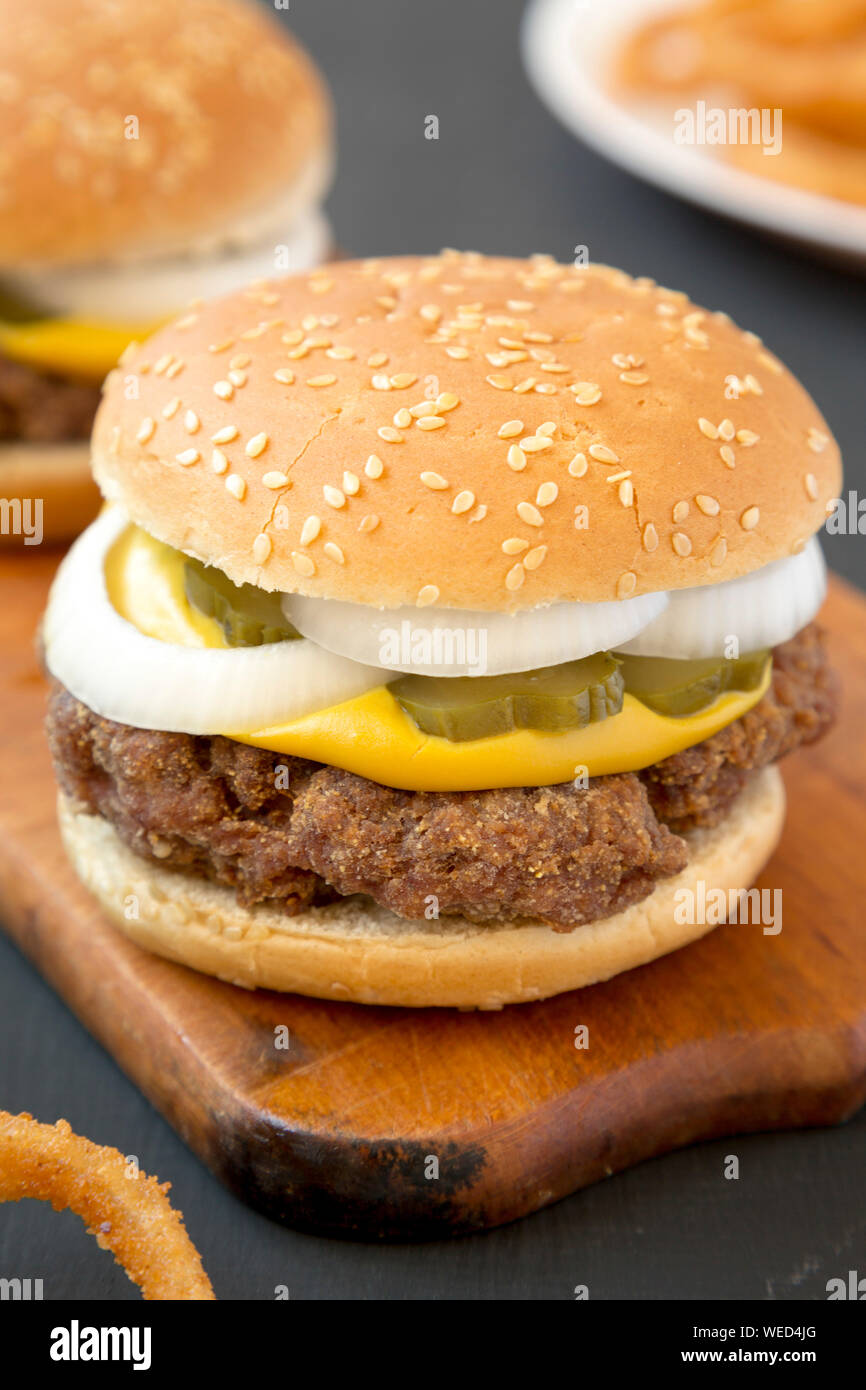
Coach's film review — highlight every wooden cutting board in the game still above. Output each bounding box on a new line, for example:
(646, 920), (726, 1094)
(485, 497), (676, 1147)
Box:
(1, 550), (864, 1239)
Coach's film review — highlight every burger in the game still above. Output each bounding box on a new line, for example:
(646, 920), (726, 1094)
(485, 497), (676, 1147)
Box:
(43, 252), (840, 1009)
(0, 0), (333, 544)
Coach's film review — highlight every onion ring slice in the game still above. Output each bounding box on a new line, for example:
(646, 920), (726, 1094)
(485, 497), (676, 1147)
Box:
(0, 1110), (215, 1300)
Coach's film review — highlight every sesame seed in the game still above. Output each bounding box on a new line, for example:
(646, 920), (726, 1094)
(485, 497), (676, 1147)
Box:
(292, 552), (316, 578)
(808, 429), (829, 454)
(175, 449), (200, 466)
(420, 471), (449, 490)
(308, 374), (337, 388)
(589, 443), (619, 463)
(521, 435), (552, 453)
(213, 381), (233, 400)
(740, 506), (760, 530)
(486, 375), (511, 390)
(538, 422), (558, 437)
(245, 433), (268, 458)
(568, 453), (588, 478)
(211, 449), (228, 474)
(343, 471), (360, 496)
(744, 374), (763, 396)
(572, 381), (602, 405)
(804, 473), (819, 501)
(719, 445), (736, 468)
(252, 534), (272, 566)
(274, 368), (295, 385)
(672, 500), (689, 523)
(262, 471), (289, 489)
(358, 513), (380, 533)
(227, 369), (247, 388)
(498, 420), (524, 438)
(757, 352), (783, 375)
(162, 397), (181, 420)
(324, 542), (345, 565)
(710, 536), (727, 566)
(378, 426), (403, 443)
(211, 426), (238, 444)
(642, 523), (658, 552)
(469, 505), (488, 523)
(698, 418), (718, 440)
(372, 374), (391, 391)
(390, 373), (418, 389)
(323, 485), (346, 509)
(505, 562), (525, 592)
(507, 445), (527, 471)
(136, 417), (155, 444)
(282, 330), (304, 346)
(616, 571), (637, 598)
(445, 346), (469, 360)
(452, 491), (475, 514)
(672, 532), (692, 556)
(410, 401), (438, 418)
(417, 585), (440, 607)
(736, 429), (759, 446)
(606, 470), (632, 483)
(536, 481), (559, 507)
(619, 371), (649, 385)
(154, 353), (173, 375)
(619, 479), (634, 507)
(181, 410), (199, 434)
(300, 516), (321, 546)
(502, 537), (529, 555)
(368, 352), (389, 368)
(420, 304), (442, 323)
(436, 393), (460, 412)
(718, 419), (735, 441)
(365, 454), (384, 479)
(417, 416), (446, 431)
(230, 355), (251, 370)
(517, 501), (544, 527)
(225, 474), (246, 500)
(327, 346), (355, 361)
(512, 378), (536, 394)
(695, 494), (720, 516)
(508, 300), (534, 312)
(393, 408), (413, 428)
(524, 545), (547, 571)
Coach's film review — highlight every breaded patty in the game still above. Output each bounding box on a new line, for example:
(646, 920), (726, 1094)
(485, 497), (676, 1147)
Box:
(45, 625), (836, 931)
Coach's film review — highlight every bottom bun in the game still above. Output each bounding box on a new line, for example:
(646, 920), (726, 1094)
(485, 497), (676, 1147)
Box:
(58, 768), (785, 1009)
(0, 442), (100, 545)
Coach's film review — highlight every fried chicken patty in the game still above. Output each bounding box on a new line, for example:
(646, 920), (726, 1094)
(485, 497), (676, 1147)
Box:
(45, 625), (836, 931)
(0, 351), (101, 443)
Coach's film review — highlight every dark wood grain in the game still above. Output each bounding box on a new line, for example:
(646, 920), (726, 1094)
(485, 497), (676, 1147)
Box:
(0, 549), (864, 1239)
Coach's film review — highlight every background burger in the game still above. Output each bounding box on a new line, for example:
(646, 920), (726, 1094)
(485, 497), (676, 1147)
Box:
(0, 0), (333, 544)
(43, 252), (839, 1009)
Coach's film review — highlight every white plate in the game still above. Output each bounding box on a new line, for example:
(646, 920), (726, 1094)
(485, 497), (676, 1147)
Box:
(521, 0), (866, 266)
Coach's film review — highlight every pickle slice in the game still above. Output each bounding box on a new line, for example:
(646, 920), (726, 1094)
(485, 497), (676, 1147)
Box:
(390, 653), (624, 742)
(184, 557), (300, 646)
(616, 650), (770, 717)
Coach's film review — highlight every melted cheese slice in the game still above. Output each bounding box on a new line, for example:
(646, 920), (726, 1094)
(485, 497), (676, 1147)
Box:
(0, 316), (159, 381)
(108, 521), (771, 792)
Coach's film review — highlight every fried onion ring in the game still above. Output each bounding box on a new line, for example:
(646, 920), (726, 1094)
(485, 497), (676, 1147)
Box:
(0, 1111), (215, 1300)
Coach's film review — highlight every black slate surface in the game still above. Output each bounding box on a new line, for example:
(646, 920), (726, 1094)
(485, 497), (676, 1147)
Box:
(1, 0), (864, 1300)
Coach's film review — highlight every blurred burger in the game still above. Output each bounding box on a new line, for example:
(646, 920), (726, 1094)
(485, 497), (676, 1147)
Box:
(43, 252), (839, 1008)
(0, 0), (333, 543)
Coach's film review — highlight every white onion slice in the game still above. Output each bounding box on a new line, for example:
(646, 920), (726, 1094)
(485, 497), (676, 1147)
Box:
(44, 509), (389, 733)
(282, 589), (669, 677)
(618, 539), (826, 659)
(10, 208), (332, 322)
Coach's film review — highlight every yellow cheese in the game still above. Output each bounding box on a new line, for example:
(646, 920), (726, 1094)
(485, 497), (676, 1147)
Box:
(106, 523), (229, 649)
(229, 676), (769, 791)
(0, 316), (159, 381)
(107, 520), (771, 791)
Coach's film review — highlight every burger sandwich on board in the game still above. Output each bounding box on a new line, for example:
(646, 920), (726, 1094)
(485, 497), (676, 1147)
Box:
(43, 253), (840, 1008)
(0, 0), (333, 544)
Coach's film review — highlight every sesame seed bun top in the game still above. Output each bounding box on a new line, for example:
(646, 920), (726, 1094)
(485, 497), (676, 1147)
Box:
(92, 252), (841, 612)
(0, 0), (332, 269)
